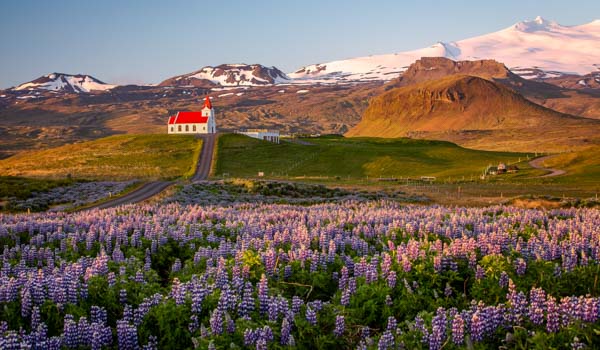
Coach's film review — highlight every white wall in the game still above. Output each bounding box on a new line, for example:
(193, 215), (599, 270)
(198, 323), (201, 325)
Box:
(168, 123), (211, 134)
(239, 131), (280, 143)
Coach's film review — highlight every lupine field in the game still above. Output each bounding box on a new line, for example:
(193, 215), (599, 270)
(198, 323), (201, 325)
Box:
(1, 200), (600, 349)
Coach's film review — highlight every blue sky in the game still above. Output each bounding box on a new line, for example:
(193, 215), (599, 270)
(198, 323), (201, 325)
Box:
(1, 0), (599, 88)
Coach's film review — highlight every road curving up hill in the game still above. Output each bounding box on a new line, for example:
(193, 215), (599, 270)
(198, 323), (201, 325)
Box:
(83, 134), (217, 210)
(528, 155), (567, 178)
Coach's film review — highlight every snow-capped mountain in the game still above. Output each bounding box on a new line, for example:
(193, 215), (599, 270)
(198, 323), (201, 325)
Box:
(12, 73), (116, 93)
(159, 64), (290, 87)
(289, 16), (600, 82)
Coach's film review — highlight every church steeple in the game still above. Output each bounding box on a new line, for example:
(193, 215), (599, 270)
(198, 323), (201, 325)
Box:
(203, 95), (212, 109)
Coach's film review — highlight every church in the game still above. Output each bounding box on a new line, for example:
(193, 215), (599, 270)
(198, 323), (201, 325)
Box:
(167, 96), (217, 134)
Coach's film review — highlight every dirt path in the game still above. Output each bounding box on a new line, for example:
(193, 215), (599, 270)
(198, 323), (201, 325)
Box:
(83, 134), (217, 211)
(528, 155), (566, 178)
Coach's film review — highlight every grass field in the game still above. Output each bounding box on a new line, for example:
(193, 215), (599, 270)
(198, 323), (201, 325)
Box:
(0, 134), (202, 180)
(214, 134), (535, 180)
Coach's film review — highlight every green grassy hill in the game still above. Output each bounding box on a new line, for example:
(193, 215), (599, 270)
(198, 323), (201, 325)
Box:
(215, 134), (532, 181)
(536, 147), (600, 185)
(0, 134), (202, 180)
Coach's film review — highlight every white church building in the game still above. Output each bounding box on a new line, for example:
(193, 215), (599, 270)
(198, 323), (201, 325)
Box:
(168, 96), (217, 134)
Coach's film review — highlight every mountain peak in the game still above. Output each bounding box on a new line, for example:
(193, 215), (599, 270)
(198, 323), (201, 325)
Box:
(159, 63), (290, 87)
(13, 73), (115, 93)
(512, 16), (559, 32)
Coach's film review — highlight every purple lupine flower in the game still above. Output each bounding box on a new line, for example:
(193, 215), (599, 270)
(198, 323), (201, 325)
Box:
(334, 315), (345, 337)
(120, 289), (128, 305)
(142, 335), (158, 350)
(499, 271), (509, 288)
(444, 283), (453, 297)
(239, 281), (254, 318)
(451, 314), (465, 345)
(470, 311), (484, 342)
(429, 307), (447, 350)
(63, 314), (79, 348)
(171, 258), (181, 273)
(107, 272), (116, 287)
(341, 288), (350, 306)
(339, 266), (349, 290)
(306, 307), (317, 325)
(386, 316), (397, 332)
(292, 296), (303, 314)
(280, 318), (292, 345)
(515, 258), (527, 276)
(225, 312), (235, 334)
(258, 274), (269, 315)
(268, 297), (279, 322)
(348, 277), (357, 294)
(20, 288), (32, 318)
(546, 295), (560, 333)
(244, 328), (257, 346)
(528, 287), (546, 325)
(116, 319), (139, 350)
(377, 330), (394, 350)
(209, 309), (223, 335)
(475, 265), (485, 280)
(188, 314), (199, 333)
(31, 306), (41, 330)
(387, 271), (397, 289)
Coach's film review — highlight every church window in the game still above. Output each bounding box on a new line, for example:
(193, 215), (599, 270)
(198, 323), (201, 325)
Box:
(193, 125), (196, 131)
(170, 127), (173, 132)
(178, 125), (182, 132)
(185, 125), (189, 132)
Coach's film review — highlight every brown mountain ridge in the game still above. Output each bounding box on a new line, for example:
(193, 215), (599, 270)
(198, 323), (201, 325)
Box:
(347, 74), (600, 152)
(386, 57), (600, 120)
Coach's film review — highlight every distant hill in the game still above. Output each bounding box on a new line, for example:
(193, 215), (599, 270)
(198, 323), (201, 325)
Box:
(10, 73), (115, 93)
(159, 64), (290, 87)
(346, 74), (600, 151)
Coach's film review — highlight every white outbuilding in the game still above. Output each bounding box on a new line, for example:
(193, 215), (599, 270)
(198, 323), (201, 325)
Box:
(236, 129), (280, 143)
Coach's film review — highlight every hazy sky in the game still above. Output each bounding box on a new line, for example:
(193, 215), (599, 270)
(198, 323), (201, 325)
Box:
(1, 0), (599, 88)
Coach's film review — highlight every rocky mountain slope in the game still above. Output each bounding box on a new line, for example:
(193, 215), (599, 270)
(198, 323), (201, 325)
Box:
(158, 64), (290, 87)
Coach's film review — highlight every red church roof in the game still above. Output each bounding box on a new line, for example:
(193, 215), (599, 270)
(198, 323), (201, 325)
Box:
(203, 95), (212, 109)
(168, 111), (208, 124)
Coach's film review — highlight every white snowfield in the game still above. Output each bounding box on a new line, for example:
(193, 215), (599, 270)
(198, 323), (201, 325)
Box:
(288, 17), (600, 82)
(14, 73), (115, 93)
